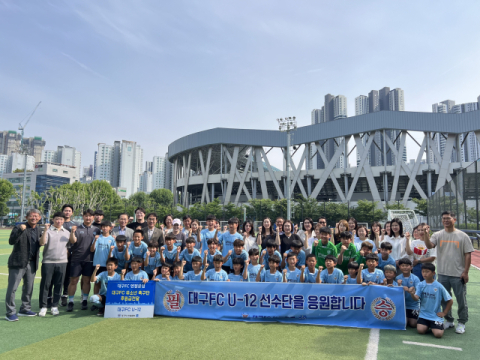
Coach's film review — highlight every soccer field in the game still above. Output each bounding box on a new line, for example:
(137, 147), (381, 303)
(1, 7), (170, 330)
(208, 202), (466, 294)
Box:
(0, 229), (479, 359)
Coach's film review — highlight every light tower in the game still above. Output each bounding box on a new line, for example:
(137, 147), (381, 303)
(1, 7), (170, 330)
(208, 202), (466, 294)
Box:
(277, 116), (297, 220)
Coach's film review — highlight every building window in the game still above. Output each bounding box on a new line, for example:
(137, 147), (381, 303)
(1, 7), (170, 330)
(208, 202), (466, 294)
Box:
(52, 169), (58, 172)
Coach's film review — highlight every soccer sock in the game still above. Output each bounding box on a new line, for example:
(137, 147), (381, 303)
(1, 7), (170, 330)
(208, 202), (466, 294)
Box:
(82, 293), (89, 301)
(68, 296), (74, 303)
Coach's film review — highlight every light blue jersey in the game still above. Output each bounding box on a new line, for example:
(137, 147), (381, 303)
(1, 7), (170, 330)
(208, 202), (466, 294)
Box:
(219, 232), (243, 259)
(416, 280), (452, 323)
(155, 274), (169, 281)
(202, 249), (222, 270)
(129, 241), (148, 266)
(205, 269), (229, 281)
(125, 270), (149, 281)
(396, 273), (421, 309)
(200, 229), (217, 252)
(228, 273), (248, 282)
(263, 250), (282, 270)
(285, 249), (306, 267)
(225, 249), (248, 269)
(162, 247), (178, 265)
(361, 268), (385, 284)
(354, 238), (377, 252)
(345, 275), (357, 284)
(378, 254), (396, 271)
(320, 268), (344, 284)
(303, 268), (319, 283)
(143, 251), (161, 274)
(179, 248), (201, 272)
(247, 264), (262, 282)
(184, 270), (203, 281)
(96, 271), (121, 295)
(285, 267), (302, 283)
(171, 275), (182, 281)
(93, 235), (114, 267)
(260, 270), (283, 282)
(112, 246), (130, 272)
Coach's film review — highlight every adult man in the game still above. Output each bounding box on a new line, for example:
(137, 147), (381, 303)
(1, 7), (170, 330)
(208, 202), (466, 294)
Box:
(127, 207), (148, 231)
(317, 217), (328, 228)
(112, 213), (134, 242)
(67, 209), (101, 312)
(5, 209), (42, 321)
(171, 218), (187, 250)
(424, 211), (474, 334)
(92, 210), (104, 229)
(142, 212), (164, 246)
(59, 204), (77, 306)
(38, 212), (69, 317)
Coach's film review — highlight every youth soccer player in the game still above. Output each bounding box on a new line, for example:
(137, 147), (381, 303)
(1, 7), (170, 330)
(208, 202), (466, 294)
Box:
(171, 261), (185, 280)
(319, 255), (344, 284)
(124, 257), (149, 283)
(199, 214), (218, 252)
(219, 217), (243, 272)
(179, 237), (201, 272)
(108, 235), (131, 274)
(201, 254), (229, 281)
(260, 240), (282, 270)
(228, 258), (249, 282)
(283, 253), (302, 282)
(282, 239), (306, 269)
(184, 256), (203, 281)
(357, 254), (385, 285)
(128, 230), (148, 268)
(408, 263), (453, 338)
(224, 239), (249, 273)
(301, 254), (321, 283)
(160, 234), (180, 265)
(203, 238), (222, 271)
(377, 242), (396, 271)
(336, 231), (357, 275)
(247, 248), (262, 282)
(383, 265), (398, 286)
(355, 241), (374, 266)
(257, 255), (282, 283)
(396, 257), (421, 327)
(90, 259), (122, 316)
(312, 227), (337, 270)
(154, 264), (172, 281)
(90, 221), (115, 295)
(344, 261), (359, 284)
(144, 242), (161, 280)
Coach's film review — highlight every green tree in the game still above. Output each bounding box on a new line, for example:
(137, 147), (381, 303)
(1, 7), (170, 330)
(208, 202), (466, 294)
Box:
(350, 200), (386, 224)
(323, 202), (348, 226)
(149, 189), (173, 208)
(273, 198), (288, 219)
(0, 179), (15, 217)
(411, 198), (428, 217)
(246, 198), (275, 221)
(224, 202), (244, 220)
(129, 192), (152, 208)
(294, 195), (320, 222)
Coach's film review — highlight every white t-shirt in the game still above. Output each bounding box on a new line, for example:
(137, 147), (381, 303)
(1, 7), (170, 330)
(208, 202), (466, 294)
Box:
(410, 239), (436, 262)
(244, 236), (258, 252)
(306, 236), (317, 250)
(382, 235), (408, 261)
(297, 230), (315, 247)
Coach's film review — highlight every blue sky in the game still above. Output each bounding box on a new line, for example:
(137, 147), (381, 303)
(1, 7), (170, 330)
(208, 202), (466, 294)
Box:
(1, 1), (479, 170)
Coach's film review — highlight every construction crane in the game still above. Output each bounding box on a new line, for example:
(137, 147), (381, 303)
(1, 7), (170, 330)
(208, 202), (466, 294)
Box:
(18, 101), (42, 222)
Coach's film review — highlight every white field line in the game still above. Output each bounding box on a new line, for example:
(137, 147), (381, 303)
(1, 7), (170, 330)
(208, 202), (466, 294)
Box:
(472, 264), (480, 271)
(0, 273), (42, 279)
(403, 341), (462, 351)
(365, 328), (380, 360)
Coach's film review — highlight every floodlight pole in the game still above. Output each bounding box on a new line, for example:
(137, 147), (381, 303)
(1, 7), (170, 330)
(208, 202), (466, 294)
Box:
(278, 117), (296, 221)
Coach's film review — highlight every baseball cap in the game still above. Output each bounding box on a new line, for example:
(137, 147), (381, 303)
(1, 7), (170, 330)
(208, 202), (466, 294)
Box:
(173, 218), (181, 226)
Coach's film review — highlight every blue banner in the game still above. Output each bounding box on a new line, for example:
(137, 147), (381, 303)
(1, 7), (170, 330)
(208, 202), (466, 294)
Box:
(154, 281), (406, 330)
(105, 281), (156, 318)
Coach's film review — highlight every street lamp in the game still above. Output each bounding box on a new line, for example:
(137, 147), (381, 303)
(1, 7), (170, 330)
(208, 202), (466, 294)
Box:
(277, 117), (297, 220)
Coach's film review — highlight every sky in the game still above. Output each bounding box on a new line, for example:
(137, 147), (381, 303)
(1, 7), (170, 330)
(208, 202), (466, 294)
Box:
(1, 0), (480, 171)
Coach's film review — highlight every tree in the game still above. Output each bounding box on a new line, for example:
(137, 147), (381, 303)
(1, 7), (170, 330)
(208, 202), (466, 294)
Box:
(411, 198), (428, 217)
(350, 200), (386, 224)
(0, 179), (15, 217)
(129, 192), (152, 209)
(149, 189), (173, 208)
(246, 198), (275, 221)
(294, 195), (320, 222)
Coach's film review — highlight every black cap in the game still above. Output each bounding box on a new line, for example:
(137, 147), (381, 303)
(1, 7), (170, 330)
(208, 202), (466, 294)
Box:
(94, 210), (104, 216)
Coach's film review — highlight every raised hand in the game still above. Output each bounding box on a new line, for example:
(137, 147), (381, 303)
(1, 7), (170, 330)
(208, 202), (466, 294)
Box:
(283, 268), (287, 274)
(359, 263), (365, 270)
(227, 250), (232, 256)
(146, 250), (151, 257)
(397, 279), (402, 286)
(71, 225), (77, 232)
(344, 275), (348, 281)
(341, 245), (347, 252)
(383, 278), (387, 285)
(258, 226), (262, 233)
(408, 287), (415, 295)
(262, 250), (266, 256)
(44, 223), (50, 230)
(121, 269), (126, 275)
(110, 245), (115, 251)
(260, 265), (265, 270)
(352, 230), (356, 236)
(204, 263), (209, 269)
(374, 227), (380, 234)
(160, 224), (164, 230)
(405, 231), (410, 239)
(381, 229), (385, 235)
(127, 241), (131, 248)
(283, 252), (288, 259)
(359, 250), (365, 257)
(177, 246), (181, 253)
(20, 224), (27, 231)
(182, 260), (187, 266)
(160, 246), (165, 252)
(136, 226), (142, 230)
(319, 266), (324, 271)
(153, 269), (157, 277)
(199, 225), (203, 230)
(243, 232), (248, 238)
(301, 265), (305, 272)
(313, 240), (319, 247)
(204, 250), (208, 256)
(96, 264), (101, 270)
(245, 259), (250, 266)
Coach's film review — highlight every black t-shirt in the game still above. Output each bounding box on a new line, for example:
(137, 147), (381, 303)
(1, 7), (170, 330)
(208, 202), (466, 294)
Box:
(127, 221), (148, 231)
(279, 233), (301, 254)
(63, 220), (77, 232)
(92, 222), (103, 230)
(70, 224), (100, 262)
(260, 233), (276, 250)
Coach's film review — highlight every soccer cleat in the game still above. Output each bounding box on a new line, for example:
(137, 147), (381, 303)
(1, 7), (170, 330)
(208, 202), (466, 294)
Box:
(51, 307), (60, 316)
(18, 310), (37, 317)
(67, 302), (74, 312)
(444, 320), (455, 329)
(61, 296), (68, 307)
(38, 308), (47, 317)
(96, 308), (105, 317)
(455, 323), (465, 334)
(5, 314), (19, 322)
(81, 300), (88, 310)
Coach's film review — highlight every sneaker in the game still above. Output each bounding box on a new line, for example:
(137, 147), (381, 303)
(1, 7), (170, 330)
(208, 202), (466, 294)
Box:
(444, 320), (455, 329)
(47, 297), (52, 308)
(81, 300), (88, 310)
(51, 307), (59, 316)
(38, 308), (47, 317)
(96, 308), (105, 317)
(18, 310), (37, 317)
(90, 305), (98, 311)
(455, 323), (466, 334)
(66, 302), (74, 312)
(5, 314), (19, 322)
(61, 296), (68, 307)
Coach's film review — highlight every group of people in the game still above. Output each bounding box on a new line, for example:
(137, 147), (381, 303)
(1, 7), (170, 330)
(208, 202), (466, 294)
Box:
(5, 206), (474, 338)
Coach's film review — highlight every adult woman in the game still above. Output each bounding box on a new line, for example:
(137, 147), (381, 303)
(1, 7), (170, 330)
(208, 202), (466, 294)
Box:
(277, 220), (301, 254)
(369, 221), (382, 249)
(381, 221), (391, 242)
(297, 217), (315, 251)
(405, 223), (436, 281)
(334, 220), (349, 245)
(189, 219), (202, 250)
(256, 217), (275, 250)
(163, 214), (174, 234)
(242, 220), (258, 252)
(382, 218), (408, 262)
(347, 217), (358, 237)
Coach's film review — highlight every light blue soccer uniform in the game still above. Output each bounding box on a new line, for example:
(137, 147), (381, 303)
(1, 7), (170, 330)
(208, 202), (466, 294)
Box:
(228, 273), (249, 282)
(377, 254), (396, 271)
(202, 250), (222, 270)
(112, 246), (130, 273)
(247, 264), (262, 282)
(143, 252), (161, 274)
(303, 268), (319, 283)
(96, 271), (121, 295)
(184, 270), (203, 281)
(125, 270), (149, 281)
(162, 247), (178, 265)
(171, 275), (182, 281)
(179, 248), (201, 272)
(205, 269), (229, 281)
(396, 273), (421, 310)
(285, 249), (306, 267)
(320, 268), (344, 284)
(225, 249), (249, 269)
(263, 250), (282, 270)
(93, 235), (114, 267)
(361, 268), (385, 284)
(200, 229), (217, 252)
(345, 275), (357, 284)
(219, 232), (243, 264)
(260, 270), (283, 282)
(285, 267), (302, 283)
(129, 241), (148, 267)
(415, 280), (452, 322)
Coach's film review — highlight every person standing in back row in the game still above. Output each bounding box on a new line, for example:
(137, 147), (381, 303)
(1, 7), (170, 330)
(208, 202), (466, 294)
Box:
(424, 211), (473, 335)
(127, 207), (148, 231)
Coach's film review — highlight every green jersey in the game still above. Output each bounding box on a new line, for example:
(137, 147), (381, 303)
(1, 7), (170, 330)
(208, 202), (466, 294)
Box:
(355, 253), (366, 266)
(336, 243), (358, 275)
(312, 241), (337, 269)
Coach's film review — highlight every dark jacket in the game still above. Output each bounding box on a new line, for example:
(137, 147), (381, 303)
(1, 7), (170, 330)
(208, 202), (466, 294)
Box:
(8, 224), (41, 271)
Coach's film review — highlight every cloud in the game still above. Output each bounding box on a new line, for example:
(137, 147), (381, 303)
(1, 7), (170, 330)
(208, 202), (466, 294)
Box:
(61, 52), (108, 80)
